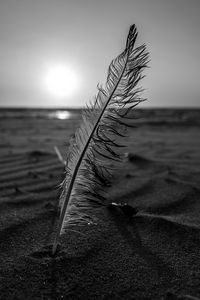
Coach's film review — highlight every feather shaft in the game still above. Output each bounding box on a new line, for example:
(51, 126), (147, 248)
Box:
(52, 55), (128, 255)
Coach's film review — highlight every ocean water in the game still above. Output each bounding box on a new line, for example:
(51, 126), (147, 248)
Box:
(0, 108), (199, 127)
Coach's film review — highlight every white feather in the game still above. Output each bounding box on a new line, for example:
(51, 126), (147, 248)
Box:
(52, 24), (149, 255)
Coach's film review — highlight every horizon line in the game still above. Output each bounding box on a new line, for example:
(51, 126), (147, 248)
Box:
(0, 106), (200, 110)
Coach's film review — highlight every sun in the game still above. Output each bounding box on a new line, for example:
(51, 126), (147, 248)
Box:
(44, 64), (78, 98)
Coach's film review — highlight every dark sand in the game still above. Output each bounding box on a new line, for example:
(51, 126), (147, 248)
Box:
(0, 109), (200, 300)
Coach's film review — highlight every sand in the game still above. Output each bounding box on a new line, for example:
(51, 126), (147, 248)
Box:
(0, 109), (200, 300)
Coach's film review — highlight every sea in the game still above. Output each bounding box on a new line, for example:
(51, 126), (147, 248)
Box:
(0, 108), (199, 128)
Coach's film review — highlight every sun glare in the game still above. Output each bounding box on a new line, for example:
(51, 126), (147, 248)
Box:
(44, 64), (78, 98)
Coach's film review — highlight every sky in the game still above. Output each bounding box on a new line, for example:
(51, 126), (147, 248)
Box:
(0, 0), (199, 108)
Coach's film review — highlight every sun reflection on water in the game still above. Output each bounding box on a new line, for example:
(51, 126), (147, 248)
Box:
(49, 110), (71, 120)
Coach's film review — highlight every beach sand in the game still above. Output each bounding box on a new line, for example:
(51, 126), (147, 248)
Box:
(0, 109), (200, 300)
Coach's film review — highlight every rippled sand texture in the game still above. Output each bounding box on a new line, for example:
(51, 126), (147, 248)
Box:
(0, 108), (200, 300)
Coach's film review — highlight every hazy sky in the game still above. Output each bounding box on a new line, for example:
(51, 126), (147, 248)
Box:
(0, 0), (199, 108)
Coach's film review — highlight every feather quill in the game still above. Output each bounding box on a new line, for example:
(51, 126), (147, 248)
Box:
(52, 24), (149, 255)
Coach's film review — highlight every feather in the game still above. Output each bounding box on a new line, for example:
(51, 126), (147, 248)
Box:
(52, 24), (149, 255)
